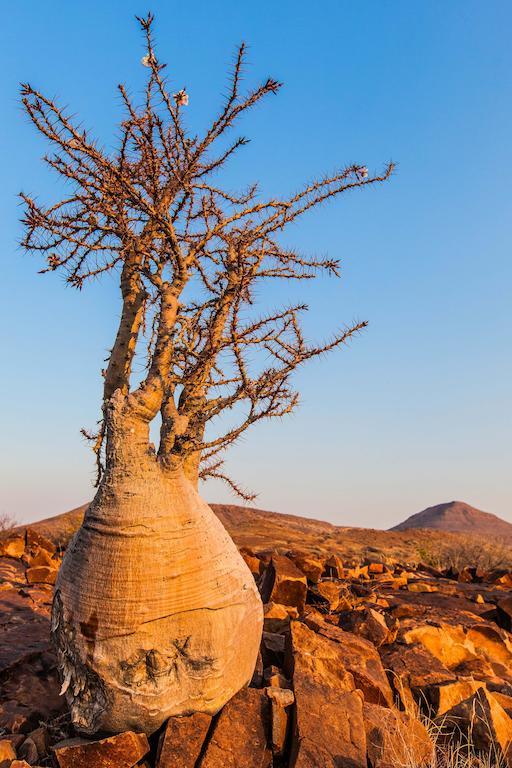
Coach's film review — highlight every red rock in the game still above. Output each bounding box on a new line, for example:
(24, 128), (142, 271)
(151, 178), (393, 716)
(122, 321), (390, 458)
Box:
(368, 562), (385, 575)
(363, 702), (432, 768)
(156, 712), (211, 768)
(286, 621), (367, 766)
(338, 607), (396, 648)
(323, 554), (343, 578)
(429, 680), (485, 716)
(26, 547), (56, 569)
(240, 549), (264, 579)
(380, 643), (456, 710)
(259, 555), (307, 613)
(287, 551), (324, 583)
(200, 687), (272, 768)
(302, 614), (394, 707)
(25, 566), (57, 585)
(25, 528), (56, 555)
(311, 581), (344, 611)
(0, 537), (25, 559)
(439, 687), (512, 758)
(263, 602), (297, 634)
(53, 731), (149, 768)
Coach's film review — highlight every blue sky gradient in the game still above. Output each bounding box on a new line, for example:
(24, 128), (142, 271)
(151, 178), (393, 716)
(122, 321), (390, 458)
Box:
(1, 0), (511, 526)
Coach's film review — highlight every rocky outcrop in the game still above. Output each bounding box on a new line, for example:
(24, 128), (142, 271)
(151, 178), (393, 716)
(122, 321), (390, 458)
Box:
(4, 526), (512, 765)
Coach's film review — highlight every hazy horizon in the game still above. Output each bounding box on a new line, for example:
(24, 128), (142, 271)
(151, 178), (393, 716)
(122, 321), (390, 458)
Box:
(2, 0), (511, 528)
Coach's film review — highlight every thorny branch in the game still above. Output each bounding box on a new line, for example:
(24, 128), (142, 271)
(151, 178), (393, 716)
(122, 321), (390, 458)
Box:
(20, 14), (394, 496)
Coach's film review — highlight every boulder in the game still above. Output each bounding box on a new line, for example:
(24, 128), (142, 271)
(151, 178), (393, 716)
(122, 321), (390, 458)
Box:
(25, 547), (56, 569)
(200, 687), (272, 768)
(263, 602), (298, 634)
(301, 614), (394, 706)
(310, 581), (344, 611)
(25, 566), (57, 585)
(429, 680), (485, 716)
(402, 623), (477, 668)
(286, 621), (367, 767)
(259, 555), (307, 613)
(240, 549), (263, 579)
(25, 528), (56, 555)
(338, 607), (396, 648)
(438, 687), (512, 758)
(379, 643), (455, 711)
(53, 732), (149, 768)
(0, 537), (25, 559)
(156, 712), (211, 768)
(287, 551), (324, 583)
(363, 702), (433, 768)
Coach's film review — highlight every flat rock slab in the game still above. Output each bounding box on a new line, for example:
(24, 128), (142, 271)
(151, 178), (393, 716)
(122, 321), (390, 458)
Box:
(53, 731), (150, 768)
(200, 687), (272, 768)
(157, 712), (211, 767)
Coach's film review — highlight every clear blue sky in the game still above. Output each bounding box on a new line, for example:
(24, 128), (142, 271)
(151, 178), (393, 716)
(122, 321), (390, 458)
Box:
(1, 0), (511, 527)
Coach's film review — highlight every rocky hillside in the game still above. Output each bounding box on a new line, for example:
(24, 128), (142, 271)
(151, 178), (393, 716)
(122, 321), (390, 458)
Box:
(3, 526), (512, 765)
(20, 501), (512, 568)
(390, 500), (512, 537)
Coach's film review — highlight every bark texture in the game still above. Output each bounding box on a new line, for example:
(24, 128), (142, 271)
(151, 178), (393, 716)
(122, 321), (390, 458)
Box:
(52, 398), (262, 734)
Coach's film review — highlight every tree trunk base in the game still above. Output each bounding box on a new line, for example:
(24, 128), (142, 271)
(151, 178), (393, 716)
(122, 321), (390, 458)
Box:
(52, 466), (263, 734)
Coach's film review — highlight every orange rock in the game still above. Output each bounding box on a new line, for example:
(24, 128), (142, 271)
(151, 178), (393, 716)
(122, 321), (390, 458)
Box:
(338, 607), (396, 648)
(407, 581), (439, 593)
(25, 528), (56, 555)
(53, 732), (149, 768)
(0, 537), (25, 559)
(240, 549), (263, 579)
(287, 622), (366, 767)
(363, 702), (433, 768)
(311, 581), (344, 611)
(259, 555), (307, 613)
(301, 615), (394, 707)
(323, 554), (343, 579)
(156, 712), (211, 768)
(200, 687), (272, 768)
(287, 551), (324, 583)
(26, 547), (56, 569)
(380, 643), (456, 711)
(0, 739), (17, 765)
(402, 623), (477, 668)
(25, 566), (57, 585)
(490, 691), (512, 718)
(368, 562), (385, 575)
(430, 680), (485, 716)
(263, 602), (298, 634)
(439, 687), (512, 758)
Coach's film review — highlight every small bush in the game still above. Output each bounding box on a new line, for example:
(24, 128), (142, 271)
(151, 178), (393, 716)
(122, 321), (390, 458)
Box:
(416, 535), (512, 573)
(0, 512), (17, 540)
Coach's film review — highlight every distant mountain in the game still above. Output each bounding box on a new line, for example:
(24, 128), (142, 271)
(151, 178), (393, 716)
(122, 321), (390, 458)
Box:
(390, 500), (512, 537)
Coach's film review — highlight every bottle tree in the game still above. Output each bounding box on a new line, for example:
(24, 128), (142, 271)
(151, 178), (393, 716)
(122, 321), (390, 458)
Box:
(21, 15), (393, 734)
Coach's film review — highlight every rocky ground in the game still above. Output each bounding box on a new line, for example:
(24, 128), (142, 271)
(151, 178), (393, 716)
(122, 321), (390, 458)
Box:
(3, 527), (512, 766)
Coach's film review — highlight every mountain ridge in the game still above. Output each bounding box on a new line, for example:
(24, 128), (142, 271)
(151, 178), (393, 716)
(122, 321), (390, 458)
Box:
(390, 500), (512, 537)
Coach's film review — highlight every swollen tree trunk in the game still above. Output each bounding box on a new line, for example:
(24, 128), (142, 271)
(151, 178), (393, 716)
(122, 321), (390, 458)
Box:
(52, 393), (263, 734)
